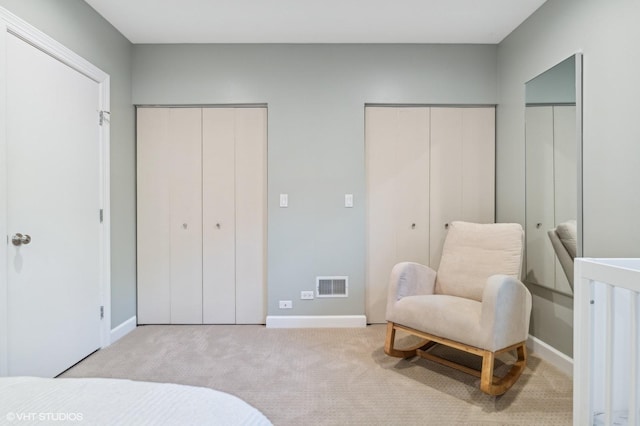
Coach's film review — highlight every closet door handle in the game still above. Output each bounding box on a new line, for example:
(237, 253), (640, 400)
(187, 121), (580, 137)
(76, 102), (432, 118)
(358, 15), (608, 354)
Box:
(411, 223), (416, 229)
(216, 223), (221, 229)
(11, 233), (31, 246)
(444, 223), (449, 230)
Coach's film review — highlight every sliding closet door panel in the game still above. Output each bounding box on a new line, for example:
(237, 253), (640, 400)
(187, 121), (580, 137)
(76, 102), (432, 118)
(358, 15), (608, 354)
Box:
(461, 108), (495, 223)
(137, 108), (172, 324)
(202, 108), (236, 324)
(169, 108), (203, 324)
(366, 107), (400, 324)
(366, 107), (429, 324)
(395, 108), (430, 263)
(429, 108), (463, 269)
(235, 108), (267, 324)
(525, 106), (555, 288)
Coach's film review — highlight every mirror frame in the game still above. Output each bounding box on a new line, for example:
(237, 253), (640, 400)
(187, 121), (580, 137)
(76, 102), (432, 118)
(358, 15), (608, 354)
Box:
(524, 53), (583, 295)
(576, 53), (583, 259)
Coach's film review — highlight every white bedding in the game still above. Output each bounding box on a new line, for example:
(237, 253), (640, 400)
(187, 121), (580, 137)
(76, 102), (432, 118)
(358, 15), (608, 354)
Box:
(0, 377), (272, 425)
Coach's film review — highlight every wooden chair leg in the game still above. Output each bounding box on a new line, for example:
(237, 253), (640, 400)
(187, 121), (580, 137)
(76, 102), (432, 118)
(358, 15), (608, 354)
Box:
(384, 322), (432, 359)
(480, 351), (495, 394)
(480, 343), (528, 396)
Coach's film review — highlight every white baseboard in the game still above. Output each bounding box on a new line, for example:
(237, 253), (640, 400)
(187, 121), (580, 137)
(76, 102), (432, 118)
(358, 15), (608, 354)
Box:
(266, 315), (367, 328)
(527, 335), (573, 377)
(109, 316), (137, 344)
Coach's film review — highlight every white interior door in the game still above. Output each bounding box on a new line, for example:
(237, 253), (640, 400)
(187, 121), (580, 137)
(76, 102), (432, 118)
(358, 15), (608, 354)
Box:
(5, 33), (102, 376)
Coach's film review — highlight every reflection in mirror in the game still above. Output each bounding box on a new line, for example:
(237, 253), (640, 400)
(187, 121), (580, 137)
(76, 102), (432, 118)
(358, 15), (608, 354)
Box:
(525, 55), (582, 296)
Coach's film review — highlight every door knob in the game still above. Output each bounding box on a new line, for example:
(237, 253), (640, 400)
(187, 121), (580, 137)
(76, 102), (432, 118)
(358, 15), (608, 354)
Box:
(11, 233), (31, 246)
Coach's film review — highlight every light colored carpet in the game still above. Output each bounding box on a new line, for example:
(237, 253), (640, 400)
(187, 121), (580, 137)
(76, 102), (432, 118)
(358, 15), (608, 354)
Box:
(61, 325), (572, 425)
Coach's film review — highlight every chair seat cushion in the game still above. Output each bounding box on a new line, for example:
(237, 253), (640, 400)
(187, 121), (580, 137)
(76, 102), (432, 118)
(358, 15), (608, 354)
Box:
(387, 294), (487, 350)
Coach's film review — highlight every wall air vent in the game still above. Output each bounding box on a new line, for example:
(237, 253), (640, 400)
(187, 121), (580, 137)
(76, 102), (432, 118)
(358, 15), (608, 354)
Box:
(316, 276), (348, 298)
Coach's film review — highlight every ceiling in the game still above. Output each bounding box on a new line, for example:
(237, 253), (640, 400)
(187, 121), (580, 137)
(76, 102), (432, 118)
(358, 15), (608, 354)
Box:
(84, 0), (547, 44)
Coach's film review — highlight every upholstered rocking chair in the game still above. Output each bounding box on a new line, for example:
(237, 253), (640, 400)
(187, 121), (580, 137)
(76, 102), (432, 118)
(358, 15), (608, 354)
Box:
(384, 221), (532, 395)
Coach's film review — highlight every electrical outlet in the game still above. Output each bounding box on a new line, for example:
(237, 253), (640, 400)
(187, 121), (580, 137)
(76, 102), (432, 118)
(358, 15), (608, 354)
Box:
(300, 291), (314, 300)
(279, 300), (292, 309)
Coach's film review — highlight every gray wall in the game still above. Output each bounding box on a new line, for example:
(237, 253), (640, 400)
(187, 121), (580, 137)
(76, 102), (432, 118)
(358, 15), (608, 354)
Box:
(12, 0), (627, 357)
(0, 0), (136, 328)
(133, 44), (497, 316)
(497, 0), (640, 356)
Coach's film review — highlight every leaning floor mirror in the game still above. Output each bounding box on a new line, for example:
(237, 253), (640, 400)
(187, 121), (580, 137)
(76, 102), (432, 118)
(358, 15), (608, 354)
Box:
(524, 54), (583, 295)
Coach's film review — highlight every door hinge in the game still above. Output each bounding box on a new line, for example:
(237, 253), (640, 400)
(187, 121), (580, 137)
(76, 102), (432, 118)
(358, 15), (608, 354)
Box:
(99, 110), (110, 126)
(99, 209), (104, 223)
(100, 306), (104, 319)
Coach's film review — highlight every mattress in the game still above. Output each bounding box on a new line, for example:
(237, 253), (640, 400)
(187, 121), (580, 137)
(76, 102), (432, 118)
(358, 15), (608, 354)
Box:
(0, 377), (272, 425)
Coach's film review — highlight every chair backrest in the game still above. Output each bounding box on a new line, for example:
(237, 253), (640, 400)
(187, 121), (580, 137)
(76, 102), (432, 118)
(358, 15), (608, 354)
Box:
(555, 219), (577, 260)
(548, 228), (574, 290)
(435, 221), (524, 301)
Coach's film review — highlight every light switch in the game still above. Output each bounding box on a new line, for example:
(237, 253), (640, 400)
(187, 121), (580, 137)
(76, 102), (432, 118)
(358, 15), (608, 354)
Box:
(345, 194), (354, 208)
(280, 193), (288, 208)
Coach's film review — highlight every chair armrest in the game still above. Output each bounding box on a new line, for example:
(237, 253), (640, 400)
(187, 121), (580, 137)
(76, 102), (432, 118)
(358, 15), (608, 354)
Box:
(386, 262), (437, 316)
(480, 274), (532, 351)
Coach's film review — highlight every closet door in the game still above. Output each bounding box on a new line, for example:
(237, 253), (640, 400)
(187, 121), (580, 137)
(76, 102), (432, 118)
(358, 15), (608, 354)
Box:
(461, 108), (495, 223)
(234, 108), (267, 324)
(202, 109), (236, 324)
(429, 107), (495, 269)
(429, 108), (463, 270)
(525, 106), (555, 288)
(365, 107), (430, 324)
(169, 109), (204, 323)
(137, 108), (171, 324)
(137, 108), (203, 324)
(202, 107), (267, 324)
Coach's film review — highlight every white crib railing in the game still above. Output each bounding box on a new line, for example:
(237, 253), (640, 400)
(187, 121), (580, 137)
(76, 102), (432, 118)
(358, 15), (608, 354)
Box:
(575, 258), (640, 426)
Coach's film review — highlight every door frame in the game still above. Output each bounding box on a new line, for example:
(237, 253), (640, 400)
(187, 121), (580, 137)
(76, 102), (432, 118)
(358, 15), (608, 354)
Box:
(0, 8), (111, 375)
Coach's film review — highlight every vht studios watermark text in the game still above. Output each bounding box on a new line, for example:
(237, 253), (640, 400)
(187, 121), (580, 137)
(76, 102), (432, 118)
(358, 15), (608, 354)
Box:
(5, 412), (84, 422)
